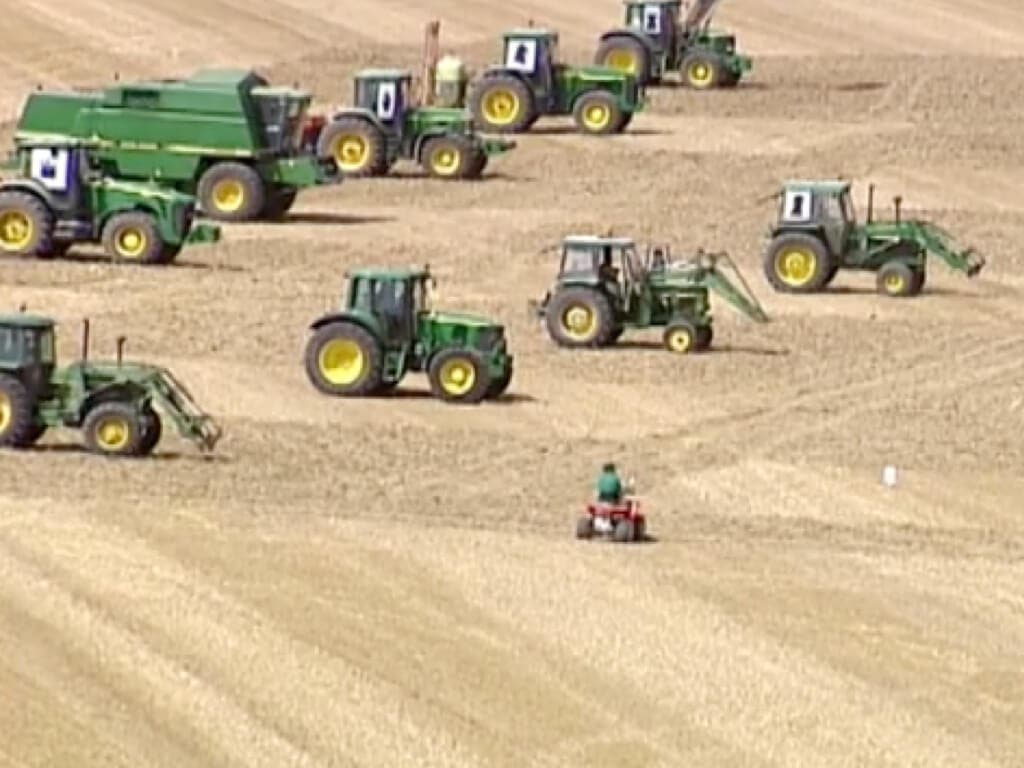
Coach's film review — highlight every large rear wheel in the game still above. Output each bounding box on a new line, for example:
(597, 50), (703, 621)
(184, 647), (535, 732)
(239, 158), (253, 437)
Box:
(468, 75), (536, 133)
(304, 322), (385, 397)
(197, 162), (267, 222)
(545, 287), (616, 348)
(0, 190), (54, 257)
(595, 36), (651, 86)
(0, 373), (38, 448)
(763, 233), (835, 294)
(317, 118), (388, 177)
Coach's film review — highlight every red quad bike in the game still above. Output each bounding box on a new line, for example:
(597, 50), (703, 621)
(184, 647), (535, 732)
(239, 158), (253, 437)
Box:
(576, 497), (646, 543)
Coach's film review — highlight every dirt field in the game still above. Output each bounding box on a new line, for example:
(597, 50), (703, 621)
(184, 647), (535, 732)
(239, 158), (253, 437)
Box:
(2, 1), (1024, 766)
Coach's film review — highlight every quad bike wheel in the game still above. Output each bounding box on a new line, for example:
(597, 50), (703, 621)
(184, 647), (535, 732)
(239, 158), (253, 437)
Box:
(576, 516), (595, 539)
(304, 322), (385, 397)
(613, 518), (636, 542)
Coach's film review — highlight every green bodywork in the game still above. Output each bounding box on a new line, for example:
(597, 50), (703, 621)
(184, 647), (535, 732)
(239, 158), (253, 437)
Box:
(0, 141), (219, 262)
(533, 235), (768, 352)
(319, 69), (514, 177)
(305, 266), (514, 402)
(597, 1), (751, 87)
(0, 313), (221, 454)
(468, 29), (645, 134)
(764, 180), (985, 296)
(13, 69), (338, 218)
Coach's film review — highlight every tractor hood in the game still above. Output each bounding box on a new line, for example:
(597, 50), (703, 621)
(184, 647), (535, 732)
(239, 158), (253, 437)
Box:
(96, 178), (194, 205)
(429, 311), (502, 330)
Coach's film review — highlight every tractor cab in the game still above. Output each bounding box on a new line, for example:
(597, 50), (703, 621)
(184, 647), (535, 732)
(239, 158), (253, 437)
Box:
(501, 29), (560, 98)
(344, 267), (433, 345)
(558, 235), (648, 301)
(624, 1), (682, 51)
(777, 180), (857, 256)
(0, 313), (56, 393)
(9, 139), (100, 215)
(352, 69), (413, 130)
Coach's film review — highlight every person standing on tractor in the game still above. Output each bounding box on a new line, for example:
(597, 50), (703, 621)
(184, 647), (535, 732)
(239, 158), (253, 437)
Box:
(596, 462), (623, 505)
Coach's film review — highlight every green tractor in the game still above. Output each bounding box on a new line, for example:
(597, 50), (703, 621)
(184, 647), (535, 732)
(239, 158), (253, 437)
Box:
(312, 69), (515, 180)
(304, 266), (514, 404)
(532, 235), (768, 353)
(0, 140), (220, 264)
(464, 28), (645, 135)
(595, 0), (751, 89)
(763, 180), (986, 297)
(0, 312), (221, 457)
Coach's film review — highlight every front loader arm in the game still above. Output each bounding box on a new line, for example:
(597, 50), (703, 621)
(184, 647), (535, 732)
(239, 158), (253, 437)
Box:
(693, 251), (770, 322)
(146, 369), (222, 452)
(914, 222), (986, 277)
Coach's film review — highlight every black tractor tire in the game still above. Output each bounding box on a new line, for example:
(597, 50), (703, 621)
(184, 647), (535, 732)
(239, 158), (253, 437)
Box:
(36, 241), (71, 260)
(485, 365), (513, 399)
(608, 326), (625, 344)
(0, 190), (54, 256)
(137, 405), (163, 456)
(545, 287), (617, 348)
(428, 348), (492, 405)
(158, 244), (182, 265)
(576, 516), (595, 539)
(83, 401), (147, 457)
(0, 373), (38, 448)
(101, 211), (167, 264)
(261, 187), (299, 220)
(681, 51), (725, 90)
(317, 118), (388, 177)
(421, 135), (476, 180)
(613, 518), (635, 543)
(595, 36), (651, 86)
(663, 320), (700, 354)
(695, 324), (714, 351)
(877, 261), (921, 298)
(467, 75), (537, 134)
(763, 232), (836, 294)
(197, 162), (267, 222)
(304, 322), (385, 397)
(572, 90), (626, 135)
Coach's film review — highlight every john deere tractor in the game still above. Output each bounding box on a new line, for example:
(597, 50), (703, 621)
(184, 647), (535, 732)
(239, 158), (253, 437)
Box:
(595, 0), (751, 89)
(0, 140), (220, 264)
(465, 28), (644, 135)
(304, 266), (514, 404)
(763, 180), (986, 298)
(532, 235), (768, 353)
(0, 312), (221, 456)
(311, 69), (515, 179)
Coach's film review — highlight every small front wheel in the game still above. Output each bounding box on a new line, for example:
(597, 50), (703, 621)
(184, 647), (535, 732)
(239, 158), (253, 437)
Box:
(613, 519), (635, 542)
(421, 136), (476, 180)
(428, 349), (491, 404)
(83, 401), (146, 457)
(877, 261), (921, 298)
(576, 516), (594, 539)
(663, 321), (699, 354)
(572, 91), (626, 136)
(101, 212), (166, 264)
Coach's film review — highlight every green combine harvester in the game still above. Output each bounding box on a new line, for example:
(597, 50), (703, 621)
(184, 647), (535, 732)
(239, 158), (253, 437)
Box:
(311, 69), (515, 179)
(13, 69), (339, 222)
(763, 180), (986, 297)
(462, 28), (645, 135)
(0, 139), (219, 264)
(0, 312), (221, 456)
(533, 234), (768, 353)
(304, 265), (514, 404)
(595, 0), (751, 88)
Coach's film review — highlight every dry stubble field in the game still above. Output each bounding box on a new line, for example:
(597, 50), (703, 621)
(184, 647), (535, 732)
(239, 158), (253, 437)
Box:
(2, 1), (1024, 766)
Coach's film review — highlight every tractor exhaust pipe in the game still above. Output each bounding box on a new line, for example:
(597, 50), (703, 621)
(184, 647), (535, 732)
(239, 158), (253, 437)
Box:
(894, 195), (902, 224)
(81, 318), (90, 362)
(116, 336), (126, 366)
(866, 184), (874, 224)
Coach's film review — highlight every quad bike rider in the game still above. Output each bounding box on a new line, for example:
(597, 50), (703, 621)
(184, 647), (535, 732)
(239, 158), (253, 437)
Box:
(596, 461), (624, 505)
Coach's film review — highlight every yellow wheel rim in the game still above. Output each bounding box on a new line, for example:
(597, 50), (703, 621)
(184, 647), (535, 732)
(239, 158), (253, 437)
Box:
(212, 179), (245, 212)
(482, 88), (520, 126)
(884, 273), (905, 294)
(606, 49), (638, 74)
(689, 62), (713, 87)
(334, 135), (369, 172)
(667, 328), (693, 353)
(582, 103), (612, 131)
(318, 339), (365, 386)
(96, 418), (129, 451)
(431, 146), (462, 176)
(114, 226), (147, 259)
(776, 248), (817, 287)
(0, 210), (33, 251)
(439, 358), (476, 396)
(562, 305), (596, 340)
(0, 392), (10, 433)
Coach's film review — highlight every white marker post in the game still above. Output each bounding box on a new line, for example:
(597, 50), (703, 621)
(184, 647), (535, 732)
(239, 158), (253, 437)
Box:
(881, 465), (898, 489)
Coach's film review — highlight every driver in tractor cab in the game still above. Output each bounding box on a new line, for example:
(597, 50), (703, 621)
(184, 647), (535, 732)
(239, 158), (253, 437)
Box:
(598, 246), (619, 283)
(596, 462), (623, 506)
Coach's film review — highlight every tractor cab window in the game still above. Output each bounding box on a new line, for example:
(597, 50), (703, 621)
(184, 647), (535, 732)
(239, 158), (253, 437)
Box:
(839, 190), (857, 225)
(562, 245), (598, 276)
(621, 246), (644, 283)
(0, 327), (16, 362)
(546, 37), (559, 65)
(350, 277), (373, 313)
(413, 277), (432, 315)
(823, 193), (846, 223)
(38, 329), (54, 363)
(627, 5), (643, 27)
(21, 328), (39, 363)
(373, 279), (410, 338)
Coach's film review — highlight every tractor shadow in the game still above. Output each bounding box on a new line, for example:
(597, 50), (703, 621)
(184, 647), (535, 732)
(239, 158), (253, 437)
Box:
(653, 80), (769, 92)
(365, 388), (537, 404)
(527, 125), (667, 137)
(10, 252), (242, 272)
(370, 171), (521, 183)
(826, 284), (963, 297)
(273, 212), (396, 226)
(611, 339), (789, 357)
(832, 80), (888, 93)
(25, 443), (228, 462)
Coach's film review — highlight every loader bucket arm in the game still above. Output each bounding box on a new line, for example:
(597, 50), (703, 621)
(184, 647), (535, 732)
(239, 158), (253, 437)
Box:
(682, 0), (723, 31)
(914, 222), (986, 277)
(146, 369), (222, 452)
(698, 252), (770, 322)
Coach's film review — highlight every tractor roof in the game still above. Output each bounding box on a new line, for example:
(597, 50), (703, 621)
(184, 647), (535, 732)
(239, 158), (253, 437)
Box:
(563, 234), (636, 249)
(0, 313), (54, 329)
(784, 179), (851, 194)
(355, 68), (413, 81)
(503, 28), (559, 41)
(623, 0), (680, 5)
(348, 266), (429, 280)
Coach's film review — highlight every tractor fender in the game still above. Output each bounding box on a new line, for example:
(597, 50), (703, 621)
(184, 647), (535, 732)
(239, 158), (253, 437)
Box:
(75, 382), (150, 426)
(411, 127), (461, 161)
(308, 311), (384, 341)
(477, 66), (532, 87)
(0, 178), (55, 210)
(327, 107), (386, 134)
(597, 28), (658, 56)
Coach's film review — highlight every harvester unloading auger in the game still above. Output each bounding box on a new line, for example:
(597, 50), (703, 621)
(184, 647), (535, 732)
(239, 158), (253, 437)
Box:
(533, 234), (768, 354)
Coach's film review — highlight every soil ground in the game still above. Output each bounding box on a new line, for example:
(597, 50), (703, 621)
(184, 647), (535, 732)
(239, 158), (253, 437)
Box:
(1, 1), (1023, 766)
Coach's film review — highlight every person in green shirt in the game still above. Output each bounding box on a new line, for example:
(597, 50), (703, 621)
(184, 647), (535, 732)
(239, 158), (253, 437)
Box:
(596, 462), (623, 504)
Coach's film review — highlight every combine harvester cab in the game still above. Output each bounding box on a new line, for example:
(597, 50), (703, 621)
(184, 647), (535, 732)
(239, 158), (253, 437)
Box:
(14, 68), (340, 222)
(763, 180), (986, 297)
(465, 28), (645, 136)
(595, 0), (752, 89)
(0, 313), (221, 456)
(309, 68), (515, 180)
